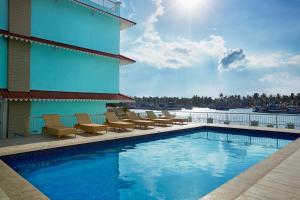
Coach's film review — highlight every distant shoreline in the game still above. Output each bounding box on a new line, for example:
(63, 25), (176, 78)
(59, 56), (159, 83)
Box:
(131, 107), (300, 115)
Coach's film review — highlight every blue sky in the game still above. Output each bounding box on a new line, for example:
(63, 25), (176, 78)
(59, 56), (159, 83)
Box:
(119, 0), (300, 97)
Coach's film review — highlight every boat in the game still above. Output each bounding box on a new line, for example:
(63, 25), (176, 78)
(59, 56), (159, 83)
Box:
(286, 106), (300, 114)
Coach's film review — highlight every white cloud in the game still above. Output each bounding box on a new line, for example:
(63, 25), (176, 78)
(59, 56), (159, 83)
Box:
(218, 51), (300, 71)
(127, 35), (226, 69)
(258, 72), (300, 94)
(247, 53), (300, 69)
(124, 0), (226, 69)
(122, 0), (300, 71)
(259, 72), (300, 85)
(127, 0), (136, 20)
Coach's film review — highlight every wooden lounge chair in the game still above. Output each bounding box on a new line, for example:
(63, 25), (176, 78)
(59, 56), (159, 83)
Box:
(126, 111), (155, 129)
(105, 112), (135, 131)
(146, 111), (173, 126)
(43, 114), (77, 139)
(162, 110), (188, 125)
(75, 113), (108, 134)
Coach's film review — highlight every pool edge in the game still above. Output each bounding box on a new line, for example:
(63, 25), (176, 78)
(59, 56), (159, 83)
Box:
(200, 137), (300, 200)
(0, 124), (299, 200)
(0, 160), (49, 200)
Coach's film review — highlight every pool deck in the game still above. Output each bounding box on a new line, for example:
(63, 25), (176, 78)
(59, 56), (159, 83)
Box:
(0, 123), (299, 200)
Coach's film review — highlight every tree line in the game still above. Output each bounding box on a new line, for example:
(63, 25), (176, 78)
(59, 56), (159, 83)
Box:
(132, 93), (300, 108)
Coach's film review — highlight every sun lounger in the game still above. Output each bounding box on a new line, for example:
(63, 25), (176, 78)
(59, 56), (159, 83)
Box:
(162, 110), (188, 125)
(126, 111), (155, 129)
(146, 111), (173, 126)
(75, 113), (108, 134)
(43, 114), (77, 139)
(105, 112), (135, 131)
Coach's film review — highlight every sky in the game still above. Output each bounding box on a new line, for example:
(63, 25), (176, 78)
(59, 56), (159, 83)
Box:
(118, 0), (300, 97)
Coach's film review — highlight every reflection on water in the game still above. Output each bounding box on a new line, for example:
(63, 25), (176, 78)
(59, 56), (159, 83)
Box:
(4, 130), (294, 200)
(118, 131), (288, 200)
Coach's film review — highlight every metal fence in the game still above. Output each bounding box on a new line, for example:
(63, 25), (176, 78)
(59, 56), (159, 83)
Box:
(28, 114), (105, 134)
(93, 0), (119, 13)
(27, 111), (300, 135)
(135, 110), (300, 130)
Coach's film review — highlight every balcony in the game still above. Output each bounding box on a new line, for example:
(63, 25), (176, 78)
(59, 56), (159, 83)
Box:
(89, 0), (121, 15)
(71, 0), (136, 29)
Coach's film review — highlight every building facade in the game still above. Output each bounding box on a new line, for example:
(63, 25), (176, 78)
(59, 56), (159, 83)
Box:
(0, 0), (136, 138)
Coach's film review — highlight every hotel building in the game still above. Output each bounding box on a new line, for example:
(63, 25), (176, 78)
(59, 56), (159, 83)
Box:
(0, 0), (136, 138)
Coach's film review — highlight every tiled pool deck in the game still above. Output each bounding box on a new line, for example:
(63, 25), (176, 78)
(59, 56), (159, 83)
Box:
(0, 123), (299, 200)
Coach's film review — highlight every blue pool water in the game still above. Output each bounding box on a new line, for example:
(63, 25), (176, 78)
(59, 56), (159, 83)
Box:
(2, 128), (297, 200)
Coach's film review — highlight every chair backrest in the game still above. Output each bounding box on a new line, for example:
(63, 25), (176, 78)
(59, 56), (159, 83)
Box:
(43, 114), (63, 127)
(75, 113), (92, 124)
(146, 111), (157, 119)
(162, 110), (172, 119)
(105, 112), (120, 123)
(126, 111), (139, 120)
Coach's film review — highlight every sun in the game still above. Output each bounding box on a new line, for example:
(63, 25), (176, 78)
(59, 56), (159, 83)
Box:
(175, 0), (206, 13)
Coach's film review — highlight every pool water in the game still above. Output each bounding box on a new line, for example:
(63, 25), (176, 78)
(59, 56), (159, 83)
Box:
(2, 129), (296, 200)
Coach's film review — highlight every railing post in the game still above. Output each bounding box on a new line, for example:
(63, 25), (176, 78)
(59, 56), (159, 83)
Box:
(115, 1), (121, 15)
(276, 115), (278, 128)
(248, 114), (251, 126)
(206, 113), (208, 124)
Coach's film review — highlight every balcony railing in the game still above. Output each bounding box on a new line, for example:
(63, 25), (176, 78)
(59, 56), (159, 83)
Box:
(26, 111), (299, 136)
(91, 0), (120, 14)
(135, 111), (300, 130)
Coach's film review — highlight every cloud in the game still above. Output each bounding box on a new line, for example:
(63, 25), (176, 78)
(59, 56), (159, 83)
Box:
(258, 72), (300, 94)
(124, 0), (226, 69)
(259, 72), (300, 85)
(142, 0), (164, 42)
(247, 53), (300, 69)
(127, 0), (137, 20)
(218, 48), (246, 71)
(218, 50), (300, 71)
(127, 35), (226, 69)
(123, 0), (300, 71)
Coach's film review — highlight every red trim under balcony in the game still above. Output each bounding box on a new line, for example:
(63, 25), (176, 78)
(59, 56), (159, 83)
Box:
(0, 89), (134, 102)
(0, 29), (135, 65)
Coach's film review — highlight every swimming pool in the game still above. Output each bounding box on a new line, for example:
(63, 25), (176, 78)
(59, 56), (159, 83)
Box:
(2, 128), (298, 200)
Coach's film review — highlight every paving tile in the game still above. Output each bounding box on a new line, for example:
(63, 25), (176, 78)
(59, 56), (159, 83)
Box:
(258, 179), (300, 196)
(243, 182), (300, 200)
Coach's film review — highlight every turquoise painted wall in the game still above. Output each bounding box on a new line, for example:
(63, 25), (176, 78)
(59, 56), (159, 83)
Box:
(0, 38), (7, 88)
(0, 0), (8, 30)
(30, 44), (120, 93)
(31, 0), (120, 54)
(31, 101), (106, 116)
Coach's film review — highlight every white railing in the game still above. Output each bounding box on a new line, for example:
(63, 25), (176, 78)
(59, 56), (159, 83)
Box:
(26, 111), (300, 135)
(135, 110), (300, 130)
(92, 0), (119, 13)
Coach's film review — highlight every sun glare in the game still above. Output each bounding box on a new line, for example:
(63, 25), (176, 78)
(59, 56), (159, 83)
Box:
(175, 0), (206, 13)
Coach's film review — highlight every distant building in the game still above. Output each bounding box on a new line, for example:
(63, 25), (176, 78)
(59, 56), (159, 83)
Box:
(0, 0), (136, 138)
